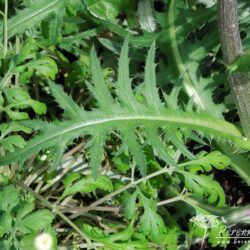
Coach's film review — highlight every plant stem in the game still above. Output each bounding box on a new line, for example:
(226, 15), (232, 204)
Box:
(157, 189), (189, 206)
(218, 0), (250, 138)
(15, 36), (20, 86)
(166, 0), (250, 186)
(63, 142), (84, 159)
(69, 159), (229, 219)
(15, 181), (93, 247)
(70, 167), (173, 219)
(25, 142), (84, 187)
(167, 0), (212, 110)
(58, 243), (104, 249)
(40, 157), (77, 193)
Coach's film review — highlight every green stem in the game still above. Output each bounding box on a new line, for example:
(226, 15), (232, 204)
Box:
(15, 181), (93, 247)
(168, 0), (205, 109)
(15, 36), (20, 87)
(167, 0), (221, 116)
(157, 192), (189, 206)
(40, 157), (77, 193)
(166, 0), (250, 186)
(70, 167), (173, 219)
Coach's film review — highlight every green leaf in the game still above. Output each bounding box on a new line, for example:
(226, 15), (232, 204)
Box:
(112, 152), (130, 174)
(3, 110), (29, 120)
(145, 127), (177, 167)
(138, 191), (166, 243)
(19, 210), (54, 233)
(161, 0), (224, 117)
(181, 151), (231, 172)
(26, 100), (47, 115)
(165, 227), (178, 250)
(228, 50), (250, 73)
(156, 0), (250, 187)
(0, 240), (10, 250)
(123, 190), (139, 219)
(122, 127), (147, 177)
(0, 122), (32, 139)
(61, 175), (113, 199)
(137, 0), (156, 32)
(208, 222), (228, 247)
(20, 232), (37, 250)
(182, 172), (225, 207)
(16, 202), (35, 221)
(239, 244), (250, 250)
(48, 80), (84, 118)
(15, 57), (58, 80)
(83, 224), (106, 239)
(90, 132), (106, 179)
(0, 95), (4, 106)
(2, 88), (47, 120)
(4, 88), (30, 102)
(63, 172), (81, 187)
(41, 14), (61, 44)
(84, 0), (136, 23)
(89, 46), (114, 110)
(0, 184), (54, 248)
(99, 21), (156, 46)
(0, 0), (70, 40)
(0, 136), (27, 152)
(1, 39), (250, 179)
(215, 142), (250, 186)
(83, 224), (136, 247)
(102, 222), (134, 243)
(142, 41), (161, 109)
(15, 38), (37, 65)
(116, 36), (137, 109)
(165, 127), (195, 159)
(0, 185), (20, 212)
(60, 29), (99, 55)
(0, 213), (12, 237)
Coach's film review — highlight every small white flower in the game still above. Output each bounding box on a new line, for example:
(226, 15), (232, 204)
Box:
(34, 233), (53, 250)
(41, 155), (47, 161)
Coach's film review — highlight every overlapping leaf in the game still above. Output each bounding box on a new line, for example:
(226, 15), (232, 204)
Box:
(0, 0), (71, 40)
(1, 38), (250, 180)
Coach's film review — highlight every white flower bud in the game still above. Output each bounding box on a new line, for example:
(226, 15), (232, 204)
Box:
(34, 233), (53, 250)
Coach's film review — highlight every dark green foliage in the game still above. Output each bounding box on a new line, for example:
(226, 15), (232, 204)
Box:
(1, 39), (249, 179)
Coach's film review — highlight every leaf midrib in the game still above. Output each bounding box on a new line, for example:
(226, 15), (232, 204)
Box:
(23, 113), (245, 149)
(8, 0), (64, 38)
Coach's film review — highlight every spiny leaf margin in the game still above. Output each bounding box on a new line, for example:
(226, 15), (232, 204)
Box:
(0, 40), (250, 179)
